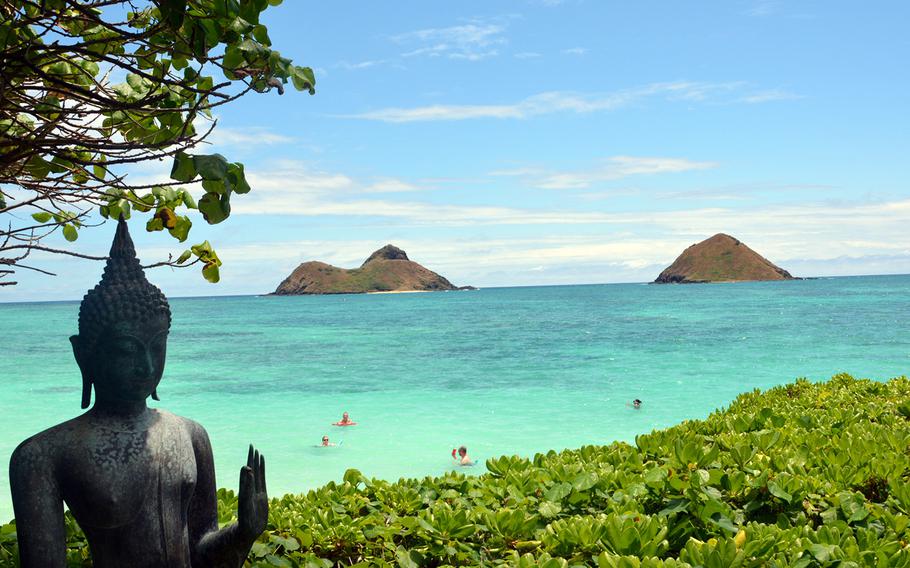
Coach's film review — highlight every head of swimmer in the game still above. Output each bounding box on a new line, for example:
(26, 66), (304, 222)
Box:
(458, 446), (467, 457)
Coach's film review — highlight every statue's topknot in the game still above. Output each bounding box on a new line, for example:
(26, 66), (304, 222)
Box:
(77, 217), (171, 350)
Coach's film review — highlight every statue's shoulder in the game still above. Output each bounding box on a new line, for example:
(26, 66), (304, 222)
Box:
(9, 417), (82, 472)
(153, 409), (210, 443)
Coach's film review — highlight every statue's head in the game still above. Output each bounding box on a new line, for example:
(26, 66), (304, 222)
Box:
(70, 217), (171, 409)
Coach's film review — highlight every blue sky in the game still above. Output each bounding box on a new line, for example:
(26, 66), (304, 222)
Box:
(5, 0), (910, 301)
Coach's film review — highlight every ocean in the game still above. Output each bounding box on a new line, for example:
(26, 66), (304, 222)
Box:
(1, 275), (908, 521)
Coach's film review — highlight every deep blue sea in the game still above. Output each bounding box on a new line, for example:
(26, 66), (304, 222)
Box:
(2, 275), (909, 521)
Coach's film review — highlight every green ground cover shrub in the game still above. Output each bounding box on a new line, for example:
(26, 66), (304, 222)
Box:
(2, 373), (909, 566)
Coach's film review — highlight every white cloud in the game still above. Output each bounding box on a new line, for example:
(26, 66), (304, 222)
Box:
(514, 51), (542, 59)
(227, 161), (615, 223)
(205, 127), (294, 146)
(362, 179), (421, 193)
(228, 163), (910, 270)
(343, 81), (795, 122)
(212, 196), (910, 288)
(492, 156), (718, 189)
(740, 89), (803, 103)
(393, 22), (507, 61)
(561, 47), (588, 56)
(233, 193), (614, 226)
(337, 59), (387, 70)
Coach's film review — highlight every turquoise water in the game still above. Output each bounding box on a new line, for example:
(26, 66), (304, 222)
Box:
(2, 275), (909, 521)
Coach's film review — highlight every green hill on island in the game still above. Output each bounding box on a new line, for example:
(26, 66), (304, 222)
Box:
(655, 233), (795, 283)
(273, 244), (470, 295)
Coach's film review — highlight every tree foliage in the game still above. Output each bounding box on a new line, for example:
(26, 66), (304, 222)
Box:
(0, 0), (314, 286)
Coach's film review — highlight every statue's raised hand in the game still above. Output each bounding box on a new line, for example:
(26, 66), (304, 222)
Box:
(238, 444), (268, 540)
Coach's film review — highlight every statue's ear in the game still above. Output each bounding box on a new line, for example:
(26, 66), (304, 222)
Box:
(70, 335), (92, 409)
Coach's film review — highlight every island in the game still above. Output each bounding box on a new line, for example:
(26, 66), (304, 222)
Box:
(272, 244), (474, 295)
(654, 233), (796, 283)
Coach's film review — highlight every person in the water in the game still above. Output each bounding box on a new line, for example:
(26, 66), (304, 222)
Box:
(332, 412), (357, 426)
(453, 445), (474, 466)
(631, 399), (642, 409)
(321, 436), (336, 446)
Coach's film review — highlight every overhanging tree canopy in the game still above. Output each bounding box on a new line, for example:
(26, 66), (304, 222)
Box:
(0, 0), (314, 286)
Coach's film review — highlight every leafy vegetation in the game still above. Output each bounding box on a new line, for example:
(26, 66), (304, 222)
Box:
(2, 374), (908, 566)
(0, 0), (314, 285)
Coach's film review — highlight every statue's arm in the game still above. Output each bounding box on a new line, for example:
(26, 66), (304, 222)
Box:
(9, 440), (66, 568)
(188, 423), (266, 568)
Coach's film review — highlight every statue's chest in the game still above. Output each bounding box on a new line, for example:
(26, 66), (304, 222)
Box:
(62, 422), (197, 529)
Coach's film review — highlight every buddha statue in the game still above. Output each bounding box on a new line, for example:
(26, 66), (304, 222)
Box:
(9, 218), (268, 567)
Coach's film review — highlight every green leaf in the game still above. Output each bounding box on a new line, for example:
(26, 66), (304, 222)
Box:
(168, 215), (192, 242)
(181, 191), (197, 209)
(263, 553), (292, 567)
(25, 156), (51, 179)
(159, 0), (187, 29)
(838, 491), (869, 523)
(175, 249), (192, 264)
(170, 151), (196, 182)
(291, 66), (316, 94)
(807, 543), (836, 562)
(198, 192), (230, 224)
(223, 45), (244, 72)
(252, 24), (271, 45)
(202, 262), (220, 283)
(658, 498), (688, 517)
(201, 179), (226, 195)
(538, 501), (561, 518)
(228, 163), (250, 194)
(343, 469), (366, 485)
(62, 224), (78, 242)
(32, 212), (53, 223)
(191, 240), (214, 257)
(133, 193), (156, 213)
(545, 482), (571, 502)
(395, 547), (422, 568)
(571, 472), (597, 492)
(146, 217), (165, 232)
(708, 512), (738, 534)
(767, 480), (792, 503)
(193, 153), (229, 180)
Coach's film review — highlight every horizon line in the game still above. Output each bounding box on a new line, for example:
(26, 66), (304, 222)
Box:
(2, 272), (908, 306)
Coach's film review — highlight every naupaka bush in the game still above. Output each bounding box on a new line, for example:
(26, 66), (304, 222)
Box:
(1, 373), (908, 566)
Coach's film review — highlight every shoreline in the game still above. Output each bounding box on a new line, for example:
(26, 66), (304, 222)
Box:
(365, 289), (432, 295)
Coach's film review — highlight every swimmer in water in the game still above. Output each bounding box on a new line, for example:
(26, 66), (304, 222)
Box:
(454, 445), (474, 466)
(631, 399), (642, 409)
(321, 436), (337, 446)
(333, 411), (357, 426)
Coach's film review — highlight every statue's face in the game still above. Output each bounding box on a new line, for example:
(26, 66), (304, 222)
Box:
(89, 314), (169, 405)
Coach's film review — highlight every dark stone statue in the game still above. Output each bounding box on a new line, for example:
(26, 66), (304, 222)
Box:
(9, 218), (268, 567)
